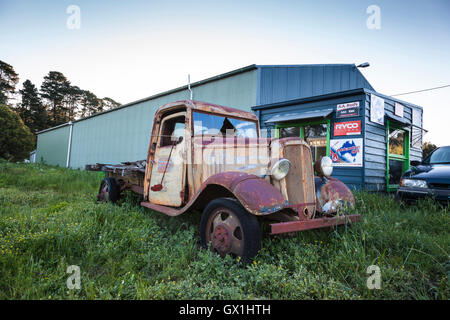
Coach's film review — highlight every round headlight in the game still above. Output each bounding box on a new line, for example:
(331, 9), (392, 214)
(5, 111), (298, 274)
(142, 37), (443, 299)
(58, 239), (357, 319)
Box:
(315, 156), (333, 177)
(270, 159), (291, 180)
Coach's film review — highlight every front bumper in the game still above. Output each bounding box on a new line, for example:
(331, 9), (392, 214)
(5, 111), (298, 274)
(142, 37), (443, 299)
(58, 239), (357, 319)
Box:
(396, 186), (450, 204)
(270, 214), (361, 235)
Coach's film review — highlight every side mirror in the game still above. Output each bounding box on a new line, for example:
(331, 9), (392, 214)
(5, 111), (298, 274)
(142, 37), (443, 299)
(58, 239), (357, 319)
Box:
(410, 160), (421, 167)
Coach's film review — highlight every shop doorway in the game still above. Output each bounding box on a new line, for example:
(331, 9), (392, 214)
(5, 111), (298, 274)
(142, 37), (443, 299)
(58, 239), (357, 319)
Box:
(386, 120), (410, 191)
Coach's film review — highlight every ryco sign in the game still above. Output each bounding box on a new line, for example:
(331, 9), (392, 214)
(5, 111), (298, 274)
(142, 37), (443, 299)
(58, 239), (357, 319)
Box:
(334, 120), (361, 136)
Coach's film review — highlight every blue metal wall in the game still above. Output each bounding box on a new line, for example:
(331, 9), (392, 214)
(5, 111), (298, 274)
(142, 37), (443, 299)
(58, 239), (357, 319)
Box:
(256, 64), (374, 105)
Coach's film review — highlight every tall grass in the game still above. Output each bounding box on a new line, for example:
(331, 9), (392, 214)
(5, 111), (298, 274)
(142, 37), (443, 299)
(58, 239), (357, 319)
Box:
(0, 160), (448, 299)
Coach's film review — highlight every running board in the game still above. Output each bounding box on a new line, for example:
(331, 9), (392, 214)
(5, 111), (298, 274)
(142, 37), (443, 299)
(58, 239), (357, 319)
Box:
(140, 201), (183, 217)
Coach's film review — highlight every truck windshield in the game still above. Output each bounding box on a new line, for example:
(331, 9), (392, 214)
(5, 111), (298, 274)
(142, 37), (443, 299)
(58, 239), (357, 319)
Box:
(193, 112), (258, 138)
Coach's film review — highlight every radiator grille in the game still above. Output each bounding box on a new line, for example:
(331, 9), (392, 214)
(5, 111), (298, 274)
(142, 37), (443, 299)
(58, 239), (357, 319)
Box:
(283, 144), (315, 208)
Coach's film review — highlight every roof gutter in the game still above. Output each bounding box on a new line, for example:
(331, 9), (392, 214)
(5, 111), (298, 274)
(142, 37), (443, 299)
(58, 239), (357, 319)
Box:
(36, 122), (70, 135)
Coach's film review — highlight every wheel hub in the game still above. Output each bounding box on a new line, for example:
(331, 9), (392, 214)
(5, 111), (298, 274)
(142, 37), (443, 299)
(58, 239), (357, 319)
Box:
(212, 224), (232, 255)
(97, 183), (109, 202)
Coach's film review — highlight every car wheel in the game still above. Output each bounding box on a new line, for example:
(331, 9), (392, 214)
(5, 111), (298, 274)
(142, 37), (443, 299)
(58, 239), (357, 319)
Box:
(97, 177), (119, 203)
(200, 198), (261, 262)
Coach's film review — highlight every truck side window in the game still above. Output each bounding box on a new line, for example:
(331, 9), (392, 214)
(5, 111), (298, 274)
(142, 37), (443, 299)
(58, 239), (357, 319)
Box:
(160, 116), (185, 147)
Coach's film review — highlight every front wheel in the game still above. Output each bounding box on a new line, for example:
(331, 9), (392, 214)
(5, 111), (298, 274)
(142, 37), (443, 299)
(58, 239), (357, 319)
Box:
(200, 198), (261, 262)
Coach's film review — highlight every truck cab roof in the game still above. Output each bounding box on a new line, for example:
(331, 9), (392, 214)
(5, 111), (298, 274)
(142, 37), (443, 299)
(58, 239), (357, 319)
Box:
(156, 100), (258, 122)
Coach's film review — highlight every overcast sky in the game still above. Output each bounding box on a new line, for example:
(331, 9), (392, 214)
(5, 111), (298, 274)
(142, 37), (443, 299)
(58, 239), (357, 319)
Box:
(1, 0), (449, 146)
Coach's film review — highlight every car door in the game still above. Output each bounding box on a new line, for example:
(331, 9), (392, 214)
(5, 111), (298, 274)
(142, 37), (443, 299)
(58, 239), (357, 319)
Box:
(149, 112), (186, 207)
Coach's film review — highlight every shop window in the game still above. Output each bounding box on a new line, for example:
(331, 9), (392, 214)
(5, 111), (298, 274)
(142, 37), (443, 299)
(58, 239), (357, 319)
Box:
(280, 127), (300, 138)
(388, 128), (405, 156)
(275, 120), (330, 163)
(386, 121), (410, 191)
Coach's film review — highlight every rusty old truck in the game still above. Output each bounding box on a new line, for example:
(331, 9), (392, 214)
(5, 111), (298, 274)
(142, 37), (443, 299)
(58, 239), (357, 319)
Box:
(87, 100), (360, 260)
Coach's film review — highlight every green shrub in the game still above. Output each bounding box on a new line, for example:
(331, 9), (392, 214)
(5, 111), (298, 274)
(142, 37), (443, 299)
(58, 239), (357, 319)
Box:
(0, 104), (35, 162)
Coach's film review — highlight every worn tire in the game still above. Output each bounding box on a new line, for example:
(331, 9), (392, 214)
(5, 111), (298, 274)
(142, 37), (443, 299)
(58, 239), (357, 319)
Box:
(97, 177), (119, 203)
(200, 198), (261, 262)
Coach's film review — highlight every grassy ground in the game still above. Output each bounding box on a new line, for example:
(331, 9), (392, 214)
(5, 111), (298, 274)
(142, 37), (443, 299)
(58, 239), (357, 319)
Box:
(0, 160), (448, 300)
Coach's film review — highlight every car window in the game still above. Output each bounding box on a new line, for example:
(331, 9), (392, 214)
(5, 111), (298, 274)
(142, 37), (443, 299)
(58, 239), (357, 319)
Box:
(428, 147), (450, 164)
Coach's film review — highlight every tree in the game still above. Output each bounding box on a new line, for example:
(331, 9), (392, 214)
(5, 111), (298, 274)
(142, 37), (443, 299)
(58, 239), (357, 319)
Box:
(0, 60), (19, 105)
(422, 142), (437, 159)
(79, 90), (100, 118)
(40, 71), (71, 126)
(18, 80), (48, 133)
(64, 85), (83, 121)
(100, 97), (121, 111)
(0, 104), (35, 162)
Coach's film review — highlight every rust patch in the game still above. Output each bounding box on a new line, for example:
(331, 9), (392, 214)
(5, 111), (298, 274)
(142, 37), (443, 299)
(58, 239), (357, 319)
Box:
(315, 177), (355, 214)
(270, 214), (361, 234)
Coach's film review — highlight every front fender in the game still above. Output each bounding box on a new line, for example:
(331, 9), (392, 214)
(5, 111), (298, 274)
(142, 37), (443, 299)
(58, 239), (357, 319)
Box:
(314, 177), (355, 214)
(202, 172), (288, 215)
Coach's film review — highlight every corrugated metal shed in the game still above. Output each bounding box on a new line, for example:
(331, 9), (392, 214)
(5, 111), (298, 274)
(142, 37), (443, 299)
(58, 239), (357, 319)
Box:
(37, 65), (258, 168)
(37, 64), (373, 167)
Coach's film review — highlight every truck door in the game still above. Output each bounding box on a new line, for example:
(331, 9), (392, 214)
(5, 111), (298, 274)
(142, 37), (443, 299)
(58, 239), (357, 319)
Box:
(149, 112), (186, 207)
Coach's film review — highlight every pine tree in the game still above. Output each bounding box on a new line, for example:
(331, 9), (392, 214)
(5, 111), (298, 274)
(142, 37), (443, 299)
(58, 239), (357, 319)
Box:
(79, 90), (100, 118)
(0, 60), (19, 105)
(40, 71), (71, 126)
(100, 97), (121, 111)
(64, 85), (83, 121)
(18, 80), (48, 133)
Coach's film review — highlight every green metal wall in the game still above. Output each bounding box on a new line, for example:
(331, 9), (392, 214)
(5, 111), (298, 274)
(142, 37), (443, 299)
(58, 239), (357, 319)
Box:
(36, 124), (70, 167)
(38, 69), (258, 168)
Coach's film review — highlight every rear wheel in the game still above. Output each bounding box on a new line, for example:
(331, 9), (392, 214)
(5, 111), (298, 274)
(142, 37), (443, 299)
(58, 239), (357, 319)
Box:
(97, 177), (119, 203)
(200, 198), (261, 262)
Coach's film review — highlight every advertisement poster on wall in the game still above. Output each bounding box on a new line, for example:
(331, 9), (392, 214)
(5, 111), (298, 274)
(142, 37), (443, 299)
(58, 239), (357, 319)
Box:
(336, 101), (360, 118)
(370, 94), (385, 125)
(330, 138), (363, 167)
(334, 120), (361, 136)
(394, 102), (404, 117)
